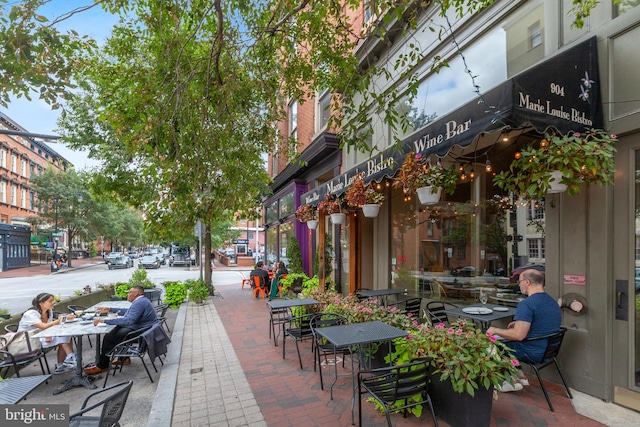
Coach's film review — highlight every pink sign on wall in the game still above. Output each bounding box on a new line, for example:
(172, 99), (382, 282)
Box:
(563, 274), (586, 286)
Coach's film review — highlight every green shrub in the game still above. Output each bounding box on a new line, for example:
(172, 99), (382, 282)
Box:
(188, 279), (210, 303)
(115, 283), (129, 298)
(129, 268), (155, 289)
(279, 272), (309, 294)
(164, 281), (188, 308)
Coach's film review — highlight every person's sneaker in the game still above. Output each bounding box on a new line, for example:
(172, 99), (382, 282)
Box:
(53, 363), (74, 375)
(111, 357), (131, 366)
(497, 380), (523, 392)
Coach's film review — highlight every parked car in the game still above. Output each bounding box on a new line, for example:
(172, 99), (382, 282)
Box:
(451, 266), (483, 277)
(139, 255), (161, 269)
(108, 256), (133, 270)
(128, 251), (139, 259)
(509, 264), (545, 283)
(105, 252), (123, 264)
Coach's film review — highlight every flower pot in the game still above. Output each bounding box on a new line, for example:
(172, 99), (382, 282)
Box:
(330, 213), (346, 224)
(548, 170), (568, 194)
(362, 204), (380, 218)
(429, 376), (494, 427)
(416, 186), (442, 205)
(307, 220), (318, 229)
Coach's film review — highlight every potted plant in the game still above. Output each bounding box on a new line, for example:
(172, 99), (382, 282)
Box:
(392, 152), (458, 205)
(345, 177), (385, 218)
(493, 129), (617, 201)
(389, 319), (519, 426)
(318, 193), (346, 224)
(295, 204), (318, 229)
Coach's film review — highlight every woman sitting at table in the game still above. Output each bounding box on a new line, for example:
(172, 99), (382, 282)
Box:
(269, 261), (289, 300)
(17, 292), (77, 374)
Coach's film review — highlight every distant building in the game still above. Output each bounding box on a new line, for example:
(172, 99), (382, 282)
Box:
(0, 112), (71, 269)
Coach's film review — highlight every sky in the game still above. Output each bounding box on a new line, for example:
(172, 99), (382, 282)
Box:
(0, 1), (119, 170)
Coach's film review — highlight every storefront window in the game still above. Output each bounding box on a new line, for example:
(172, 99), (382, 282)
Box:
(266, 226), (277, 268)
(389, 171), (511, 302)
(279, 222), (293, 269)
(634, 150), (640, 386)
(266, 200), (278, 224)
(279, 191), (294, 219)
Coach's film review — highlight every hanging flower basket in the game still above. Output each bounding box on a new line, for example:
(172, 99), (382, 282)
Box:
(318, 193), (343, 215)
(548, 170), (568, 194)
(362, 204), (380, 218)
(330, 213), (346, 224)
(307, 220), (319, 229)
(295, 204), (317, 223)
(416, 186), (442, 205)
(494, 129), (617, 200)
(345, 177), (385, 210)
(392, 152), (458, 198)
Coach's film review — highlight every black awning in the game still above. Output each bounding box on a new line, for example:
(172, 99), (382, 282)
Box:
(301, 37), (602, 206)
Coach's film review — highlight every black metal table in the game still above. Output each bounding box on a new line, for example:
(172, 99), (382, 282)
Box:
(315, 321), (408, 425)
(34, 320), (117, 394)
(266, 298), (320, 346)
(0, 374), (51, 404)
(355, 289), (407, 307)
(444, 303), (516, 330)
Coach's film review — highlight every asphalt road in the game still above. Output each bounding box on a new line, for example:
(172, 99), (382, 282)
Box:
(0, 261), (249, 316)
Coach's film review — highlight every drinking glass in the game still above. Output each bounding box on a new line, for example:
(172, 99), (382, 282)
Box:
(479, 290), (488, 305)
(74, 310), (83, 317)
(58, 314), (67, 325)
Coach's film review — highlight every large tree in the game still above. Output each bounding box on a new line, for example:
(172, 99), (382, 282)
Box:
(0, 0), (612, 283)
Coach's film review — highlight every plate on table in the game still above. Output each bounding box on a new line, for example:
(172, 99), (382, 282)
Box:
(462, 307), (493, 315)
(96, 323), (108, 327)
(65, 318), (77, 323)
(493, 306), (509, 312)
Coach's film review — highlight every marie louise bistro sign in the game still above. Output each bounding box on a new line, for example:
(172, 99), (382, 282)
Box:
(301, 37), (602, 206)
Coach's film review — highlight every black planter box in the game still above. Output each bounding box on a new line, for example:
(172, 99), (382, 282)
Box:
(430, 376), (493, 427)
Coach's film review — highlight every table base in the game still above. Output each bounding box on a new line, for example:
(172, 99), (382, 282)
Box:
(53, 373), (100, 395)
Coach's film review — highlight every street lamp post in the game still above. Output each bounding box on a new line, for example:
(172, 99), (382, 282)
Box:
(50, 195), (59, 271)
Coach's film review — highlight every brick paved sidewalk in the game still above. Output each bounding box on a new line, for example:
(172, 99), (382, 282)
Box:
(209, 285), (605, 427)
(0, 256), (103, 278)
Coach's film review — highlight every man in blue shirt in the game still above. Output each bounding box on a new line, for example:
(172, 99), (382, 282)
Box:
(84, 285), (158, 375)
(487, 269), (561, 392)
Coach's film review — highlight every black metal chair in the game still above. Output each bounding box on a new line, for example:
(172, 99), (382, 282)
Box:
(425, 301), (458, 326)
(389, 298), (423, 322)
(0, 331), (51, 378)
(282, 312), (315, 370)
(309, 313), (352, 391)
(103, 325), (155, 387)
(268, 306), (292, 347)
(69, 380), (133, 427)
(521, 327), (573, 411)
(357, 358), (437, 427)
(67, 305), (93, 348)
(154, 303), (171, 333)
(3, 323), (18, 333)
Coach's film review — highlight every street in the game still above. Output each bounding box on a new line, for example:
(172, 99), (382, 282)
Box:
(0, 262), (249, 316)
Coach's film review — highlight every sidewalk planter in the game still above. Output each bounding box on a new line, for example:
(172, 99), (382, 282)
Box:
(330, 213), (346, 224)
(362, 204), (380, 218)
(307, 220), (318, 229)
(430, 378), (494, 427)
(416, 186), (441, 205)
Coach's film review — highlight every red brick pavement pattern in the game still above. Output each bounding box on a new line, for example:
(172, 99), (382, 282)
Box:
(214, 286), (605, 427)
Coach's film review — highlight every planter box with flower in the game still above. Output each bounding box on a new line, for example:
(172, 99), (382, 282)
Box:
(318, 193), (346, 224)
(389, 319), (520, 427)
(392, 152), (458, 205)
(493, 129), (617, 202)
(295, 204), (318, 229)
(345, 177), (385, 218)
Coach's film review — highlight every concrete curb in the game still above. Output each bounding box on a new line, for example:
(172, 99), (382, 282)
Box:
(146, 302), (186, 427)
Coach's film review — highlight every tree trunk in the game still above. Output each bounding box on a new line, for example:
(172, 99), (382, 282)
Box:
(204, 225), (213, 292)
